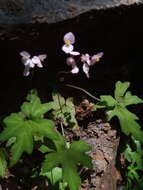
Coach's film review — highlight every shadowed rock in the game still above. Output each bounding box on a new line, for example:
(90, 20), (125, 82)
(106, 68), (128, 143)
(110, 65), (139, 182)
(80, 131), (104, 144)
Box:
(0, 0), (142, 24)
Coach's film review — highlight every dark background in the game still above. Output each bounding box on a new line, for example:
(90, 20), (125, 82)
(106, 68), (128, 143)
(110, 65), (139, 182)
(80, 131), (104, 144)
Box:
(0, 4), (143, 116)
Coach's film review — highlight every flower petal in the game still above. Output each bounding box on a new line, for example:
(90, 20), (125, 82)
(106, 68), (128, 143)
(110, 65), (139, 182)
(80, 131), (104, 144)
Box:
(81, 54), (90, 65)
(20, 51), (31, 58)
(32, 56), (40, 64)
(62, 44), (74, 54)
(27, 59), (34, 68)
(64, 32), (75, 44)
(90, 52), (104, 65)
(23, 59), (33, 68)
(70, 51), (80, 56)
(83, 63), (90, 78)
(23, 65), (30, 76)
(71, 65), (79, 74)
(38, 54), (47, 61)
(32, 56), (43, 68)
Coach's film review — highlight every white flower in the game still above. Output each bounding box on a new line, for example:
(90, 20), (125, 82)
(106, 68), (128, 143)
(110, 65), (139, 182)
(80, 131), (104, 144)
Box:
(82, 63), (90, 78)
(32, 56), (43, 68)
(20, 51), (47, 76)
(62, 44), (74, 54)
(62, 32), (80, 55)
(81, 52), (103, 78)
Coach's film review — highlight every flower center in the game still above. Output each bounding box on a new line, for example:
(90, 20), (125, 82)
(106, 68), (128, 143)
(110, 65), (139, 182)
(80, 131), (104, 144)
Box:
(65, 40), (71, 45)
(96, 57), (100, 62)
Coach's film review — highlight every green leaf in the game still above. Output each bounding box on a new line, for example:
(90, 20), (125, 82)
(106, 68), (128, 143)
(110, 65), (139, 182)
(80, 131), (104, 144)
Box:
(0, 113), (24, 141)
(100, 95), (117, 107)
(39, 145), (55, 153)
(94, 102), (107, 109)
(107, 106), (143, 142)
(26, 89), (38, 101)
(6, 137), (16, 147)
(124, 138), (143, 170)
(114, 81), (130, 99)
(59, 182), (68, 190)
(52, 92), (65, 110)
(97, 81), (143, 142)
(123, 91), (143, 106)
(51, 93), (78, 129)
(33, 103), (53, 117)
(64, 97), (78, 129)
(21, 102), (32, 116)
(123, 138), (143, 189)
(0, 148), (7, 178)
(41, 167), (62, 185)
(0, 114), (65, 166)
(30, 119), (65, 150)
(41, 140), (92, 190)
(21, 90), (53, 118)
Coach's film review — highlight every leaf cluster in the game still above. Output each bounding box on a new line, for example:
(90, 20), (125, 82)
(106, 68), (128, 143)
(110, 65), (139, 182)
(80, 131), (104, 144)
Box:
(95, 81), (143, 142)
(0, 89), (65, 166)
(0, 90), (92, 190)
(123, 137), (143, 190)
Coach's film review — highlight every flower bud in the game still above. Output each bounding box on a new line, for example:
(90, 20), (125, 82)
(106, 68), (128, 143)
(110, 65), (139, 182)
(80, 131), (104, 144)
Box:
(66, 57), (76, 66)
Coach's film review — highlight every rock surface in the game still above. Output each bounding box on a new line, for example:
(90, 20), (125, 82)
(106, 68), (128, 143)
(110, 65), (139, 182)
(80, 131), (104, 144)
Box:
(0, 0), (142, 24)
(80, 121), (120, 190)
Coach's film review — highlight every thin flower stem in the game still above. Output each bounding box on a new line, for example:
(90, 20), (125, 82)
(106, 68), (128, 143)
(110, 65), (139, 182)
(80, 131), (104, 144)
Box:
(65, 84), (101, 102)
(60, 121), (65, 137)
(57, 93), (65, 136)
(58, 71), (71, 75)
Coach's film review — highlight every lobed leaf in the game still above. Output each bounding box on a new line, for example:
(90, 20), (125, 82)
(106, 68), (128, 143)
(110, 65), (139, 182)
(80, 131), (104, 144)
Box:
(123, 91), (143, 106)
(51, 93), (78, 129)
(0, 113), (65, 166)
(100, 95), (117, 107)
(97, 81), (143, 142)
(41, 140), (92, 190)
(107, 106), (143, 142)
(21, 89), (53, 119)
(124, 138), (143, 170)
(114, 81), (130, 99)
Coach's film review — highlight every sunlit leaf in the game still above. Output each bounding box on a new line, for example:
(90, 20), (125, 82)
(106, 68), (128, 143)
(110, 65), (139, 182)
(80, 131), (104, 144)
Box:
(96, 81), (143, 142)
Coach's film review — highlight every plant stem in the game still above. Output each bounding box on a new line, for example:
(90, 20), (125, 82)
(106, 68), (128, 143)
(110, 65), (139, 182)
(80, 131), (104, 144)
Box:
(65, 84), (101, 102)
(60, 121), (65, 137)
(57, 93), (65, 136)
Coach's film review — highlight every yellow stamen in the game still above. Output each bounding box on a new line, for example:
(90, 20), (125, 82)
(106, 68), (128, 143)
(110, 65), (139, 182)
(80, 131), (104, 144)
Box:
(65, 40), (71, 45)
(96, 57), (100, 62)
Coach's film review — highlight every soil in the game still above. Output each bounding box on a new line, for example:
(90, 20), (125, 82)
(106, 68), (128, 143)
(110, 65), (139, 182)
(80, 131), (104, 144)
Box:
(0, 99), (121, 190)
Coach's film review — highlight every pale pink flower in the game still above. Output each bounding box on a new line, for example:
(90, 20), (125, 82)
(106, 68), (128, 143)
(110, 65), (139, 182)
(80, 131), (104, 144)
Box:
(90, 52), (104, 65)
(20, 51), (47, 76)
(81, 52), (103, 78)
(62, 32), (80, 55)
